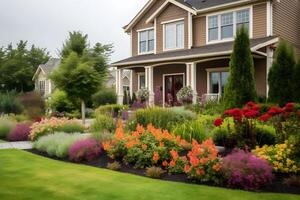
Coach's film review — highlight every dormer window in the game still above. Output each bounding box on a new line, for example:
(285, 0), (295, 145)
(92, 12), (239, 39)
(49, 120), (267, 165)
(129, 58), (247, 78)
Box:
(207, 8), (251, 43)
(138, 28), (154, 54)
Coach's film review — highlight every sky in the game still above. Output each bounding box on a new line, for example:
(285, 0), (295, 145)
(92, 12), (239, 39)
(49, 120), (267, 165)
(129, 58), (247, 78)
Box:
(0, 0), (148, 63)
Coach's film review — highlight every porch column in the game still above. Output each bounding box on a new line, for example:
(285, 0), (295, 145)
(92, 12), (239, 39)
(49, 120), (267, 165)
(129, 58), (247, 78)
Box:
(266, 47), (274, 98)
(145, 66), (154, 106)
(116, 68), (124, 105)
(186, 62), (197, 104)
(129, 69), (133, 98)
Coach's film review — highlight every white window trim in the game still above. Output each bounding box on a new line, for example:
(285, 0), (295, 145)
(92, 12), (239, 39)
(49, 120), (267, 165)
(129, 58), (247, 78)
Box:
(162, 73), (185, 107)
(137, 72), (145, 90)
(137, 27), (155, 55)
(206, 6), (253, 45)
(206, 67), (229, 94)
(163, 19), (185, 52)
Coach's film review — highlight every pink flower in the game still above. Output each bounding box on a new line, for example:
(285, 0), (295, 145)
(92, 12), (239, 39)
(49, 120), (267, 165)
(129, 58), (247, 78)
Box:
(214, 118), (223, 127)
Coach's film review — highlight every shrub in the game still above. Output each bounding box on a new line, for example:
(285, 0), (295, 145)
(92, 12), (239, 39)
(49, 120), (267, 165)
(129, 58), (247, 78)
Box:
(0, 118), (16, 139)
(19, 91), (45, 119)
(92, 131), (113, 143)
(33, 132), (86, 158)
(91, 114), (115, 133)
(29, 117), (85, 140)
(222, 150), (274, 190)
(69, 138), (101, 162)
(128, 107), (196, 131)
(255, 125), (276, 146)
(176, 86), (193, 105)
(0, 91), (23, 114)
(107, 161), (121, 171)
(172, 120), (207, 143)
(252, 141), (299, 173)
(184, 139), (222, 184)
(95, 104), (128, 117)
(146, 166), (164, 179)
(103, 123), (190, 169)
(7, 123), (31, 141)
(92, 88), (117, 107)
(48, 89), (79, 113)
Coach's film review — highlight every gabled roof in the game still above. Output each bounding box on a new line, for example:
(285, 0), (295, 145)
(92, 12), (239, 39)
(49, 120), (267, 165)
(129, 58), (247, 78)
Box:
(32, 58), (61, 80)
(112, 36), (278, 67)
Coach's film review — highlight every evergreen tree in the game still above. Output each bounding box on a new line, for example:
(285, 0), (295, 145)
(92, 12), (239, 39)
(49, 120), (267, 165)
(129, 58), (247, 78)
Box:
(293, 60), (300, 102)
(268, 41), (295, 105)
(223, 26), (257, 108)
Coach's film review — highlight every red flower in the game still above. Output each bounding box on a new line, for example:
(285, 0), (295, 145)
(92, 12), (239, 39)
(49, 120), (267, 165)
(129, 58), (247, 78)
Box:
(246, 101), (256, 108)
(224, 108), (243, 121)
(258, 113), (272, 122)
(284, 103), (295, 112)
(243, 109), (260, 119)
(267, 106), (283, 116)
(245, 102), (260, 111)
(213, 118), (223, 127)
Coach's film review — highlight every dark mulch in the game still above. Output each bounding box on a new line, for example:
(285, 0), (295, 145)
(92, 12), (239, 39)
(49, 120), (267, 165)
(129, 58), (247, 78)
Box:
(25, 149), (300, 195)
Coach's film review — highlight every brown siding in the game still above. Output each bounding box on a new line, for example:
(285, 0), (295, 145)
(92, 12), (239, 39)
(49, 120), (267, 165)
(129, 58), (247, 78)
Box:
(253, 3), (267, 38)
(156, 4), (189, 53)
(131, 0), (165, 56)
(193, 16), (206, 47)
(273, 0), (300, 56)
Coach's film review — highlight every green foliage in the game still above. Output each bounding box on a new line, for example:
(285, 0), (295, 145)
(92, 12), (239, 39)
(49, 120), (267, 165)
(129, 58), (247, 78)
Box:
(92, 88), (117, 107)
(268, 41), (296, 106)
(95, 104), (128, 117)
(56, 123), (85, 134)
(146, 167), (164, 179)
(107, 161), (121, 171)
(127, 107), (196, 131)
(223, 26), (257, 108)
(91, 114), (116, 133)
(60, 31), (88, 57)
(33, 132), (86, 158)
(0, 41), (49, 92)
(0, 91), (23, 114)
(48, 89), (79, 113)
(294, 60), (300, 102)
(0, 118), (16, 139)
(255, 125), (276, 146)
(19, 91), (45, 119)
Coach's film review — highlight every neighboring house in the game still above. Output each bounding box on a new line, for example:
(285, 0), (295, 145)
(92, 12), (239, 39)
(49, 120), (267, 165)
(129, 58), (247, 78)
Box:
(112, 0), (300, 106)
(106, 68), (132, 95)
(32, 58), (60, 98)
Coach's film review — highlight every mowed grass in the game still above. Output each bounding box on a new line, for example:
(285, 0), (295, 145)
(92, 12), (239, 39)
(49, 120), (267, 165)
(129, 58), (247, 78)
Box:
(0, 149), (299, 200)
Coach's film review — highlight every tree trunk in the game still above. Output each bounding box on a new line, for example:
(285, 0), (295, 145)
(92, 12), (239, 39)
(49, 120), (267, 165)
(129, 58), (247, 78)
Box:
(81, 100), (86, 125)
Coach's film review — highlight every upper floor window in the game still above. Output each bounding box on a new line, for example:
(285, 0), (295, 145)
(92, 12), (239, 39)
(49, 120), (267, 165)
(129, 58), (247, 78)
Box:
(207, 8), (251, 43)
(164, 20), (184, 50)
(138, 29), (154, 54)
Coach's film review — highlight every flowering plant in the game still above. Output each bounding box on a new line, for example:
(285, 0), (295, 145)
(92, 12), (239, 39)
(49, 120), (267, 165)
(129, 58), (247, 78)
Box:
(222, 150), (274, 190)
(8, 123), (31, 141)
(69, 138), (101, 162)
(176, 86), (193, 104)
(184, 139), (222, 184)
(103, 123), (190, 169)
(252, 141), (299, 173)
(136, 88), (149, 103)
(29, 117), (85, 140)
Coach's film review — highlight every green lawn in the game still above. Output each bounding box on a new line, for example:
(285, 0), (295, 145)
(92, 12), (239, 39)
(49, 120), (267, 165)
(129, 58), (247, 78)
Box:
(0, 150), (299, 200)
(0, 139), (7, 143)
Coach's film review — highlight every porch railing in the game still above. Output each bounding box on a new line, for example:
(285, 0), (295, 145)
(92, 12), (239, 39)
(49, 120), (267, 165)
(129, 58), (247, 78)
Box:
(201, 93), (221, 104)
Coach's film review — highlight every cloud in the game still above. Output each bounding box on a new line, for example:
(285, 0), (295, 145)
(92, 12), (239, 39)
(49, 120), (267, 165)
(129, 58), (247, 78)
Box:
(0, 0), (148, 63)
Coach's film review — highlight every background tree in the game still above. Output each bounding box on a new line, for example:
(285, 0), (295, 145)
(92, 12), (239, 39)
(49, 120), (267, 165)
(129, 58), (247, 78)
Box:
(51, 31), (112, 123)
(223, 26), (257, 108)
(0, 41), (49, 92)
(293, 59), (300, 102)
(268, 41), (295, 105)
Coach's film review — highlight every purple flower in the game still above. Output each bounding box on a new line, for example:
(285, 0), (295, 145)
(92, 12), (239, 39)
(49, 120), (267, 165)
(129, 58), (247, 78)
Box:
(8, 123), (31, 141)
(68, 138), (101, 162)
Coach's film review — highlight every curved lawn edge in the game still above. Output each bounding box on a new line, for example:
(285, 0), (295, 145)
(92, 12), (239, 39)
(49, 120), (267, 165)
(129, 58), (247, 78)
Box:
(0, 149), (299, 200)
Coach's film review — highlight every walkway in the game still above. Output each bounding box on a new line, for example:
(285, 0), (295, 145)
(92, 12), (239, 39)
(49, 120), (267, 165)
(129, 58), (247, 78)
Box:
(0, 141), (32, 150)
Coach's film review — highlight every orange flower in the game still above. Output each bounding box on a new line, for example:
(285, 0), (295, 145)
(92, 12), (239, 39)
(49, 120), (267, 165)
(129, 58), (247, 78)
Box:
(162, 160), (168, 167)
(212, 163), (221, 172)
(184, 165), (190, 173)
(196, 168), (204, 176)
(102, 141), (111, 151)
(159, 142), (164, 147)
(142, 144), (148, 150)
(136, 124), (145, 134)
(200, 157), (207, 164)
(162, 130), (172, 140)
(147, 124), (155, 132)
(132, 131), (140, 138)
(169, 160), (176, 167)
(170, 149), (179, 161)
(181, 156), (187, 162)
(126, 140), (136, 149)
(116, 127), (124, 140)
(153, 151), (159, 163)
(189, 155), (200, 167)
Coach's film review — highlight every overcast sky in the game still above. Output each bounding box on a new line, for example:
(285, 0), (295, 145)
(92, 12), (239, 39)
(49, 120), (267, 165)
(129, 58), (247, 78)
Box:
(0, 0), (148, 63)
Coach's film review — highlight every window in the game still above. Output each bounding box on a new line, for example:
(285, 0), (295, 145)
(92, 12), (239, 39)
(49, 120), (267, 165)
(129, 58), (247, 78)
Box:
(209, 71), (229, 95)
(139, 29), (154, 54)
(138, 74), (145, 89)
(207, 8), (250, 42)
(164, 21), (184, 50)
(39, 80), (45, 95)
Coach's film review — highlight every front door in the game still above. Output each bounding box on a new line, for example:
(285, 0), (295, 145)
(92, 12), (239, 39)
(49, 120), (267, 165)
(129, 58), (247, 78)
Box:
(164, 74), (184, 106)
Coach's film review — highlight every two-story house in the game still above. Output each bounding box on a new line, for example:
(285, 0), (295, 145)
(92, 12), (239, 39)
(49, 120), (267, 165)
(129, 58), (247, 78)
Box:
(112, 0), (300, 106)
